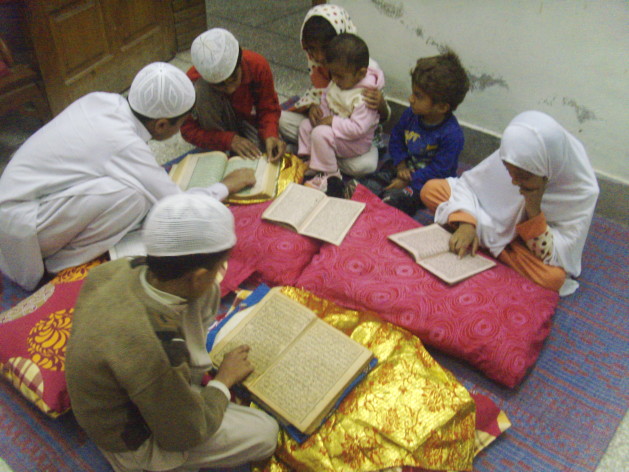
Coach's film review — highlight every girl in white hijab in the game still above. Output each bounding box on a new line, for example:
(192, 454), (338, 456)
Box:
(421, 111), (599, 296)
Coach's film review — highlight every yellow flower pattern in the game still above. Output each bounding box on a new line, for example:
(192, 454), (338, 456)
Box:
(51, 257), (106, 284)
(27, 309), (72, 371)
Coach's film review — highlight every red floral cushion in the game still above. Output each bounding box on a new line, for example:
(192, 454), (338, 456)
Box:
(296, 185), (559, 388)
(0, 280), (83, 416)
(221, 201), (322, 296)
(0, 258), (104, 416)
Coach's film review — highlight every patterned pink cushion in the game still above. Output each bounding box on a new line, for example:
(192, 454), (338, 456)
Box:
(296, 185), (559, 388)
(221, 201), (322, 296)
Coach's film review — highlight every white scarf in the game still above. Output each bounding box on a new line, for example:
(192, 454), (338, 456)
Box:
(435, 111), (599, 295)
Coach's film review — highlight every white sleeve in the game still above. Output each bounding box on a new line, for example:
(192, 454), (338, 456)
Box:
(206, 380), (231, 400)
(108, 142), (230, 203)
(187, 183), (229, 202)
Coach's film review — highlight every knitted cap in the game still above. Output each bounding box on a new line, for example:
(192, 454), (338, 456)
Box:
(128, 62), (195, 119)
(191, 28), (239, 84)
(143, 194), (236, 257)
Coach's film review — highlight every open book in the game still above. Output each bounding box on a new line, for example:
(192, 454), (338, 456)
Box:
(389, 224), (496, 284)
(169, 151), (281, 200)
(209, 287), (374, 435)
(261, 182), (365, 245)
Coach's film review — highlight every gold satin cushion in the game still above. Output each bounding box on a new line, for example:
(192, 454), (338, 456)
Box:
(242, 286), (477, 472)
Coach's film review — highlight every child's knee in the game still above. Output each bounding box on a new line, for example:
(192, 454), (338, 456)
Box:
(253, 414), (279, 460)
(420, 179), (449, 211)
(311, 124), (334, 144)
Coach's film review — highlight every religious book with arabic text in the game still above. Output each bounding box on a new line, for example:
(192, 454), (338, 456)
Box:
(389, 224), (496, 284)
(169, 151), (280, 200)
(261, 182), (365, 246)
(209, 287), (375, 435)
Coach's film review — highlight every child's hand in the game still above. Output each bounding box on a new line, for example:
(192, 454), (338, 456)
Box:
(449, 223), (479, 258)
(520, 177), (547, 218)
(265, 137), (286, 162)
(221, 168), (256, 194)
(308, 105), (323, 126)
(316, 115), (333, 127)
(231, 135), (262, 159)
(363, 88), (390, 121)
(214, 345), (253, 388)
(396, 162), (412, 182)
(362, 88), (383, 110)
(384, 177), (409, 191)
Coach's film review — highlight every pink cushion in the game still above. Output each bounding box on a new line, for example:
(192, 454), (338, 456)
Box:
(296, 185), (559, 388)
(221, 201), (322, 296)
(0, 279), (84, 417)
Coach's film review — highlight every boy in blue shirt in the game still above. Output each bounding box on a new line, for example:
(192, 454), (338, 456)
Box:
(358, 50), (469, 215)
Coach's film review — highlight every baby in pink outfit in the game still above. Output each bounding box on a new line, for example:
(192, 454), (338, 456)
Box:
(298, 33), (385, 194)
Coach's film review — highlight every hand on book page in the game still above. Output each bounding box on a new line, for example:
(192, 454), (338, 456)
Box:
(214, 345), (254, 389)
(450, 222), (479, 258)
(231, 135), (263, 159)
(265, 136), (286, 162)
(170, 151), (280, 200)
(209, 287), (374, 435)
(389, 224), (495, 284)
(222, 168), (256, 194)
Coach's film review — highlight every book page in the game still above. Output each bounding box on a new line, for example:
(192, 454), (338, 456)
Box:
(389, 224), (451, 261)
(262, 183), (326, 231)
(299, 197), (366, 246)
(186, 153), (228, 189)
(420, 251), (496, 285)
(108, 229), (146, 260)
(210, 289), (315, 384)
(248, 318), (372, 433)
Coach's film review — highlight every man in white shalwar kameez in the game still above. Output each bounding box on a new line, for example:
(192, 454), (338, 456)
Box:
(0, 62), (255, 290)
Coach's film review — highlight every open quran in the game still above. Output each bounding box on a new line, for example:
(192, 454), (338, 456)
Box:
(209, 287), (374, 435)
(261, 182), (365, 245)
(389, 224), (496, 284)
(169, 151), (280, 200)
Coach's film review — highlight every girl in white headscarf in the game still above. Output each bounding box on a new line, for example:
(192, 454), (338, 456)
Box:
(420, 111), (599, 296)
(279, 4), (390, 177)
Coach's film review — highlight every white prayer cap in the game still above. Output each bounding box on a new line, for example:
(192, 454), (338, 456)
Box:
(143, 194), (236, 257)
(128, 62), (195, 119)
(191, 28), (239, 84)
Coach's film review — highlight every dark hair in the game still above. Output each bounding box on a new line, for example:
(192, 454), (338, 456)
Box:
(302, 15), (338, 46)
(130, 106), (194, 125)
(411, 49), (470, 111)
(146, 249), (230, 282)
(325, 33), (369, 71)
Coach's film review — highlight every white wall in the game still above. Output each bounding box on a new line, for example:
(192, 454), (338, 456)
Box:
(337, 0), (629, 183)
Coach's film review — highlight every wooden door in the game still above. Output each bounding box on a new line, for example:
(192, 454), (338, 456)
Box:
(25, 0), (176, 115)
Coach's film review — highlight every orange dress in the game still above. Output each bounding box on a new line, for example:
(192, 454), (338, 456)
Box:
(421, 179), (566, 291)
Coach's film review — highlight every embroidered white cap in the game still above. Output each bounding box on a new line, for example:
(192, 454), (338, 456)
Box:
(143, 194), (236, 256)
(191, 28), (239, 84)
(128, 62), (195, 119)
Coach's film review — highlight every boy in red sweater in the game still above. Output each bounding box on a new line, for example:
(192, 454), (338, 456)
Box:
(182, 28), (286, 162)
